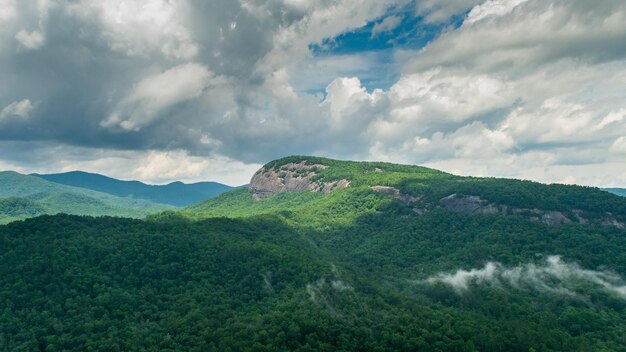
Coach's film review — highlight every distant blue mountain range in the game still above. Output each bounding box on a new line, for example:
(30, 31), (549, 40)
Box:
(603, 188), (626, 197)
(32, 171), (234, 207)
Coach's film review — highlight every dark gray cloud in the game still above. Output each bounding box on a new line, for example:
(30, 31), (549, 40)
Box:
(0, 0), (401, 163)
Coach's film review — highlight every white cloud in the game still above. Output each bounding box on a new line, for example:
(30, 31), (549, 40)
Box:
(129, 150), (259, 185)
(323, 77), (383, 130)
(557, 176), (577, 185)
(0, 99), (34, 120)
(426, 256), (626, 300)
(69, 0), (198, 59)
(611, 137), (626, 155)
(465, 0), (529, 24)
(0, 141), (259, 185)
(102, 63), (219, 131)
(15, 29), (44, 49)
(411, 0), (626, 73)
(371, 15), (404, 37)
(388, 68), (513, 122)
(0, 0), (16, 21)
(415, 0), (482, 23)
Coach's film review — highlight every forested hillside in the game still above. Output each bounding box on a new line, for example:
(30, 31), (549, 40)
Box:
(0, 171), (173, 224)
(2, 156), (626, 351)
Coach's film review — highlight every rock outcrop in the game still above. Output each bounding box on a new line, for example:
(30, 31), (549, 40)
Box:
(370, 186), (420, 204)
(439, 194), (500, 215)
(249, 162), (350, 200)
(439, 194), (574, 225)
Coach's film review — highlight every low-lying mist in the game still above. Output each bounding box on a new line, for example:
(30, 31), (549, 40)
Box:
(425, 256), (626, 300)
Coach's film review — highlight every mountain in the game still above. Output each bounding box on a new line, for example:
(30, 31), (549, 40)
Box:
(183, 156), (626, 228)
(32, 171), (233, 207)
(0, 171), (173, 224)
(2, 156), (626, 351)
(604, 188), (626, 197)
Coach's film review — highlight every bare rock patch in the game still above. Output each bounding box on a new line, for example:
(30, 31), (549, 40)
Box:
(249, 162), (349, 200)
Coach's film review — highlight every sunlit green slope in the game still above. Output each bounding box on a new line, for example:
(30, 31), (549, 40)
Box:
(0, 171), (174, 223)
(182, 156), (626, 227)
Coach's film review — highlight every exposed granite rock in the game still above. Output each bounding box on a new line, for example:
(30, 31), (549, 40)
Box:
(322, 179), (351, 194)
(439, 194), (576, 226)
(374, 168), (384, 173)
(439, 194), (501, 215)
(371, 186), (420, 204)
(573, 210), (588, 224)
(249, 162), (349, 200)
(602, 215), (626, 229)
(537, 210), (572, 226)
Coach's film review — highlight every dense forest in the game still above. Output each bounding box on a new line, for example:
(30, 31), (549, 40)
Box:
(2, 156), (626, 351)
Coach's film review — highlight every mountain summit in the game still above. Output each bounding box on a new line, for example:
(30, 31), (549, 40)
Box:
(187, 156), (626, 229)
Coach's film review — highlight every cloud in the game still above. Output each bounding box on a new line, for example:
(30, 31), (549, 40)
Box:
(323, 77), (384, 130)
(415, 0), (481, 23)
(411, 0), (626, 73)
(0, 0), (625, 186)
(0, 99), (34, 120)
(102, 63), (219, 131)
(0, 0), (17, 21)
(465, 0), (528, 24)
(288, 51), (391, 92)
(0, 141), (259, 185)
(371, 15), (404, 37)
(129, 150), (258, 184)
(15, 29), (44, 49)
(425, 256), (626, 300)
(69, 0), (198, 60)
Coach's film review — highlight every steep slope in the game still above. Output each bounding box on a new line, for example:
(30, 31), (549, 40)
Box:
(3, 156), (626, 351)
(33, 171), (233, 206)
(0, 171), (173, 224)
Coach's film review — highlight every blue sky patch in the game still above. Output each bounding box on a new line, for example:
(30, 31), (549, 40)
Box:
(306, 5), (467, 92)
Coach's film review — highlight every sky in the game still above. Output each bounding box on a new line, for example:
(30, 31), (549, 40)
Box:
(1, 0), (625, 186)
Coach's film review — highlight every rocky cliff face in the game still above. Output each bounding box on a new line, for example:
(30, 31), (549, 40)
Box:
(249, 162), (350, 200)
(370, 190), (624, 228)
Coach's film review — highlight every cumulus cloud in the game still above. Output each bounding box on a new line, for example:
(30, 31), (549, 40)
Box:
(426, 256), (626, 300)
(323, 77), (384, 130)
(102, 63), (218, 131)
(0, 99), (34, 120)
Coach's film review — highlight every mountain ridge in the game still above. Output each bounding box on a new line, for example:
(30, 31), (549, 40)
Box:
(183, 155), (626, 229)
(32, 170), (234, 206)
(0, 171), (173, 224)
(604, 188), (626, 197)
